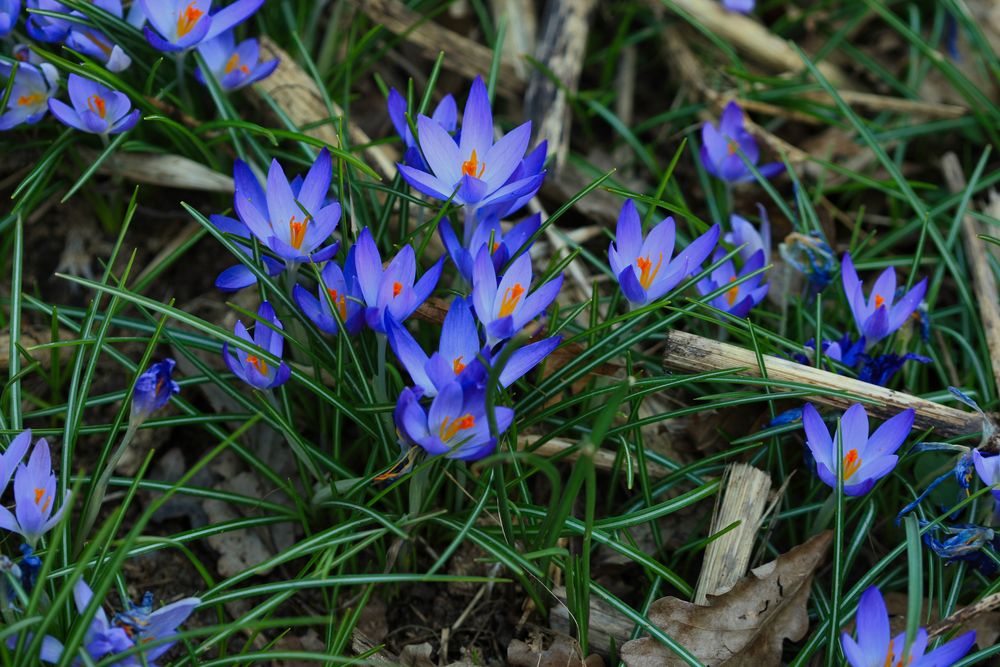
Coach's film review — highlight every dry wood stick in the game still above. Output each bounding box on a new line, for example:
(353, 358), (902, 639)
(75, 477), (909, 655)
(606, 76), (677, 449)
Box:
(351, 0), (524, 98)
(662, 329), (984, 438)
(517, 434), (669, 478)
(941, 153), (1000, 398)
(927, 591), (1000, 640)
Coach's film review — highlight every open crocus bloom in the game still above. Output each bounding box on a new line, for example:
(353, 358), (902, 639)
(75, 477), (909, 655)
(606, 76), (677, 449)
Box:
(222, 301), (291, 390)
(347, 227), (443, 334)
(195, 30), (278, 90)
(842, 253), (927, 349)
(398, 76), (544, 224)
(439, 213), (540, 285)
(608, 199), (720, 306)
(139, 0), (263, 52)
(0, 61), (58, 130)
(802, 403), (913, 496)
(0, 435), (69, 546)
(387, 87), (457, 170)
(48, 73), (140, 135)
(293, 260), (364, 336)
(696, 248), (768, 318)
(233, 149), (341, 265)
(395, 381), (514, 461)
(699, 101), (783, 183)
(841, 585), (974, 667)
(472, 246), (563, 347)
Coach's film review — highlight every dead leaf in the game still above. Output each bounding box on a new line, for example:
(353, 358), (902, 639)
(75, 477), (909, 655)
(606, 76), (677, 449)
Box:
(508, 630), (605, 667)
(621, 531), (832, 666)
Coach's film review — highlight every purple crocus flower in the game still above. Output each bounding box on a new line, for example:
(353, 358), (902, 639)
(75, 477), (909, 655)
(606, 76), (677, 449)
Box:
(346, 227), (443, 334)
(24, 0), (67, 42)
(472, 246), (563, 347)
(0, 0), (20, 36)
(841, 585), (974, 667)
(700, 101), (783, 183)
(726, 207), (770, 265)
(131, 359), (180, 426)
(608, 199), (720, 306)
(195, 30), (278, 90)
(292, 260), (364, 336)
(115, 592), (201, 663)
(0, 61), (59, 130)
(48, 74), (140, 135)
(841, 253), (927, 349)
(397, 76), (544, 230)
(28, 580), (134, 664)
(233, 150), (341, 265)
(387, 87), (457, 169)
(208, 214), (283, 291)
(63, 0), (139, 72)
(386, 296), (560, 397)
(395, 381), (514, 461)
(439, 213), (540, 285)
(722, 0), (753, 13)
(696, 249), (768, 318)
(222, 301), (291, 390)
(802, 403), (913, 496)
(973, 450), (1000, 503)
(0, 430), (31, 493)
(139, 0), (263, 52)
(0, 436), (69, 546)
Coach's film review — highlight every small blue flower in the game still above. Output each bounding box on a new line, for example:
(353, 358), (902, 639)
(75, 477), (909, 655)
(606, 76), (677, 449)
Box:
(48, 74), (140, 135)
(0, 61), (58, 130)
(222, 301), (291, 390)
(131, 359), (180, 426)
(439, 213), (539, 285)
(195, 31), (278, 90)
(472, 246), (562, 346)
(700, 102), (783, 183)
(0, 435), (69, 546)
(115, 592), (200, 663)
(696, 248), (768, 318)
(292, 260), (364, 336)
(842, 253), (927, 348)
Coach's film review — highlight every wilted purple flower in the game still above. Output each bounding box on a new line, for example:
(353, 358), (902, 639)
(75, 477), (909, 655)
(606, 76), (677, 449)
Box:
(696, 249), (768, 318)
(233, 149), (341, 265)
(920, 520), (999, 572)
(439, 213), (539, 285)
(973, 450), (1000, 503)
(208, 214), (283, 291)
(725, 207), (770, 265)
(139, 0), (263, 52)
(48, 74), (140, 135)
(608, 199), (720, 306)
(223, 301), (291, 390)
(802, 403), (912, 496)
(131, 359), (180, 426)
(700, 101), (783, 183)
(472, 246), (562, 346)
(0, 436), (69, 546)
(842, 253), (927, 348)
(395, 381), (514, 461)
(387, 87), (457, 170)
(386, 296), (560, 397)
(841, 585), (974, 667)
(0, 61), (58, 130)
(346, 227), (443, 334)
(115, 592), (200, 663)
(292, 260), (364, 336)
(857, 351), (931, 386)
(397, 76), (544, 228)
(722, 0), (753, 13)
(195, 30), (277, 90)
(0, 0), (20, 36)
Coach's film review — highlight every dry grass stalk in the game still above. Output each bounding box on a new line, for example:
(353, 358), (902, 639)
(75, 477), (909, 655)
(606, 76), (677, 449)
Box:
(517, 434), (669, 478)
(940, 152), (1000, 397)
(662, 329), (983, 438)
(694, 463), (772, 605)
(927, 591), (1000, 640)
(89, 151), (235, 193)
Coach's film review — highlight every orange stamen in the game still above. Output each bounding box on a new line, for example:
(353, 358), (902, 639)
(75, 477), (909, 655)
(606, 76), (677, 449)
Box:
(289, 215), (309, 250)
(843, 449), (861, 481)
(635, 253), (663, 290)
(224, 53), (241, 74)
(84, 30), (113, 56)
(33, 488), (51, 514)
(88, 94), (106, 118)
(392, 281), (403, 298)
(461, 149), (486, 179)
(874, 294), (885, 309)
(726, 276), (740, 306)
(452, 356), (466, 375)
(176, 2), (204, 38)
(499, 283), (525, 318)
(491, 242), (500, 253)
(17, 93), (42, 107)
(246, 355), (268, 375)
(439, 414), (475, 441)
(327, 288), (348, 320)
(727, 140), (739, 155)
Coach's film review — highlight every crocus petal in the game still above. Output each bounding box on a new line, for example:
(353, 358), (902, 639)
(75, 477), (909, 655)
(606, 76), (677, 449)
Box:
(919, 630), (976, 667)
(888, 278), (927, 332)
(840, 634), (869, 667)
(802, 404), (833, 469)
(854, 586), (890, 661)
(618, 267), (648, 305)
(296, 147), (331, 213)
(499, 336), (561, 387)
(417, 113), (463, 187)
(837, 404), (870, 455)
(481, 121), (531, 190)
(204, 0), (264, 41)
(719, 101), (744, 137)
(866, 409), (914, 458)
(398, 162), (454, 200)
(458, 76), (493, 163)
(386, 317), (434, 395)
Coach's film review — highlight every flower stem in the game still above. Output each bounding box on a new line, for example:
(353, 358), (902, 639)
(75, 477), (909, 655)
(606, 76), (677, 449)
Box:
(176, 51), (192, 109)
(77, 422), (138, 549)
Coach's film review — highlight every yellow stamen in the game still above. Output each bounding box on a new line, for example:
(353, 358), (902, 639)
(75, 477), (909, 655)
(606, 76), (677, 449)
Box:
(461, 149), (486, 179)
(289, 215), (309, 250)
(499, 283), (525, 318)
(88, 94), (106, 118)
(246, 355), (268, 375)
(327, 288), (347, 320)
(726, 276), (740, 306)
(17, 93), (42, 107)
(635, 253), (663, 290)
(439, 414), (475, 442)
(452, 356), (466, 375)
(843, 449), (861, 481)
(176, 2), (204, 38)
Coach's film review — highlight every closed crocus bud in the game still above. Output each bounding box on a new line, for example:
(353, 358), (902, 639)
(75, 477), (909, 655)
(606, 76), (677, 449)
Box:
(131, 359), (180, 427)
